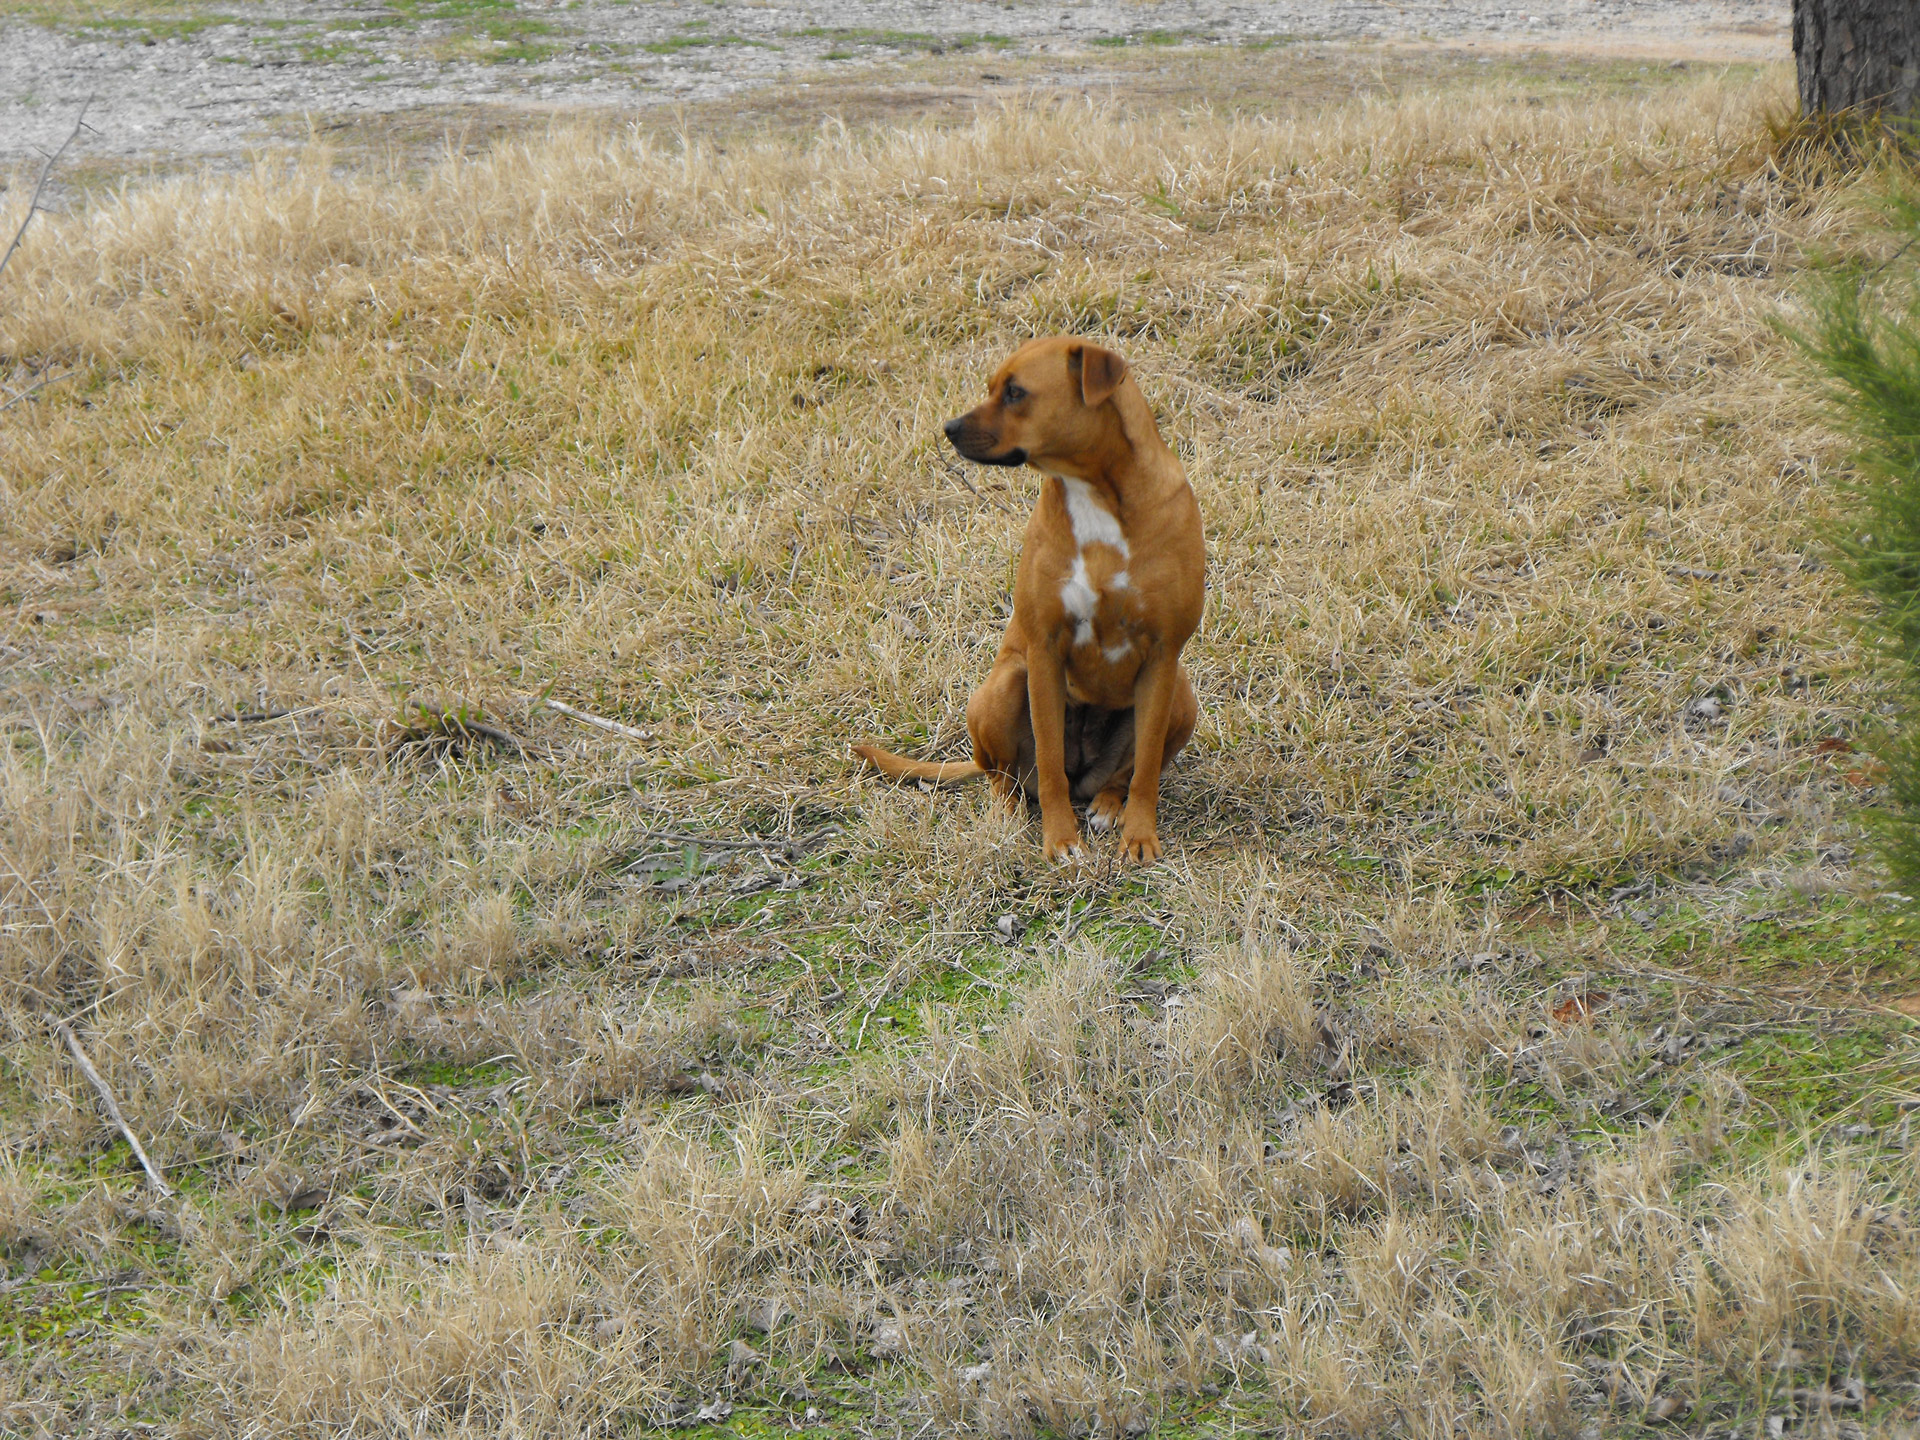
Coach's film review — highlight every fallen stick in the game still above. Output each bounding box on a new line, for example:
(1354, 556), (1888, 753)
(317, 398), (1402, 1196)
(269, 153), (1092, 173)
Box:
(535, 696), (652, 742)
(0, 97), (93, 284)
(438, 711), (522, 753)
(54, 1021), (172, 1197)
(386, 704), (524, 756)
(0, 367), (78, 414)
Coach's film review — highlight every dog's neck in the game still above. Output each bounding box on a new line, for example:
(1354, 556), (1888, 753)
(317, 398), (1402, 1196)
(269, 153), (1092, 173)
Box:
(1037, 379), (1178, 518)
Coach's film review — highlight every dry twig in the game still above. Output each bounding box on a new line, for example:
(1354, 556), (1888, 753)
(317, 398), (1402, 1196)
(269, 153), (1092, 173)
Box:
(0, 96), (92, 284)
(534, 695), (653, 742)
(385, 703), (524, 757)
(0, 368), (79, 414)
(54, 1021), (171, 1197)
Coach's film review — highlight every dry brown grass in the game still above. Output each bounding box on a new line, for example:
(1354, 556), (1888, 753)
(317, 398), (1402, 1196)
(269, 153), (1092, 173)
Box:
(1, 50), (1917, 1438)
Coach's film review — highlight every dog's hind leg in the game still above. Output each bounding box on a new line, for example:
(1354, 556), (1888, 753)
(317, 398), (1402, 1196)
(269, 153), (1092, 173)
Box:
(966, 656), (1036, 812)
(1079, 709), (1137, 833)
(1087, 774), (1130, 833)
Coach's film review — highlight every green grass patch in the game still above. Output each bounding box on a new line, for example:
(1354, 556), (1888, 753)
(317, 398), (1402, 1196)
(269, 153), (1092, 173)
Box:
(643, 31), (772, 56)
(390, 0), (517, 17)
(0, 1256), (155, 1354)
(1491, 889), (1920, 1164)
(397, 1058), (516, 1089)
(1093, 29), (1208, 49)
(790, 27), (1012, 53)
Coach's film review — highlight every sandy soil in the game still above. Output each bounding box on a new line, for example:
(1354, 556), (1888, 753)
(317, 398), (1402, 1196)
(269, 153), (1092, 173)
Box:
(1, 0), (1790, 177)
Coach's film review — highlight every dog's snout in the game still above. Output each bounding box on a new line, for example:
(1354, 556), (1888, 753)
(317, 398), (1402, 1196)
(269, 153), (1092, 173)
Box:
(944, 412), (1025, 468)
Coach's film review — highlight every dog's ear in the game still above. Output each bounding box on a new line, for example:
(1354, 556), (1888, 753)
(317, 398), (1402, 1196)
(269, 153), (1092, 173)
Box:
(1073, 343), (1128, 407)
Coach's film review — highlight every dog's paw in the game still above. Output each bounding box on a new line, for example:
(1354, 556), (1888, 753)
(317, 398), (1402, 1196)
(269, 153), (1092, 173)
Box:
(1121, 829), (1162, 864)
(1086, 794), (1125, 833)
(1044, 830), (1086, 863)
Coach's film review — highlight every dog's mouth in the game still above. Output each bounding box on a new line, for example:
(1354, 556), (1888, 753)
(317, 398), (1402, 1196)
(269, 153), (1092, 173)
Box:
(960, 444), (1027, 468)
(944, 417), (1028, 468)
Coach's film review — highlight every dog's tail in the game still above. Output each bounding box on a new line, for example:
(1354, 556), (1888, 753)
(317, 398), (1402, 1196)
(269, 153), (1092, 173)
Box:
(852, 743), (985, 785)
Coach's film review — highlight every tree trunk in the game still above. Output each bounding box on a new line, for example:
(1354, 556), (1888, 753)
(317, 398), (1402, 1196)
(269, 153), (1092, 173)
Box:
(1795, 0), (1920, 121)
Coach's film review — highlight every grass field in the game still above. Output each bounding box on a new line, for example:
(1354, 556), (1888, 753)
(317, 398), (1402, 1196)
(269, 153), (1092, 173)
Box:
(2, 49), (1919, 1438)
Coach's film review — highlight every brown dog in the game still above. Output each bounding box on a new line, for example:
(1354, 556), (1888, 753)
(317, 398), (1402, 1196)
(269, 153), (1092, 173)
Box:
(854, 337), (1203, 862)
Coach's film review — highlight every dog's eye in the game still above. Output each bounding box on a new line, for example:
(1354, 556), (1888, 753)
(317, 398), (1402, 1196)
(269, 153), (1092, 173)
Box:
(1003, 382), (1025, 403)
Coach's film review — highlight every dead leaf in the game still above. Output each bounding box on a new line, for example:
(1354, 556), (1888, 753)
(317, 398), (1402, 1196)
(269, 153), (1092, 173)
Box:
(281, 1182), (330, 1213)
(725, 1338), (764, 1378)
(1646, 1393), (1689, 1422)
(1892, 995), (1920, 1018)
(1228, 1214), (1293, 1272)
(1844, 761), (1887, 790)
(741, 1296), (787, 1334)
(1553, 991), (1608, 1025)
(1812, 737), (1853, 756)
(1789, 1378), (1866, 1411)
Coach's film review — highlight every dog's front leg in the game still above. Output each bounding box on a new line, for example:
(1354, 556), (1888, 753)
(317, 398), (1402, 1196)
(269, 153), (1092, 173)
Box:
(1025, 649), (1082, 861)
(1120, 648), (1178, 863)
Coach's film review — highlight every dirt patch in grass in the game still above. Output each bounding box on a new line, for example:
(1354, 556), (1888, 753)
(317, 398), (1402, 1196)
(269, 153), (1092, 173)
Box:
(0, 0), (1791, 175)
(1, 45), (1916, 1440)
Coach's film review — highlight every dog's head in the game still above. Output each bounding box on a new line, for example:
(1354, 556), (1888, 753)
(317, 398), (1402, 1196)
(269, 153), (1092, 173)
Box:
(943, 337), (1129, 472)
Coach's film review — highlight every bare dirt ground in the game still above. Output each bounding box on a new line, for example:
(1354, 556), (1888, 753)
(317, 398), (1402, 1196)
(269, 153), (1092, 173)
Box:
(3, 0), (1791, 176)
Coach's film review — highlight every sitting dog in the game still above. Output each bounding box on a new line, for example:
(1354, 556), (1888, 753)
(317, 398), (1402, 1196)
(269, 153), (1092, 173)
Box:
(854, 337), (1203, 863)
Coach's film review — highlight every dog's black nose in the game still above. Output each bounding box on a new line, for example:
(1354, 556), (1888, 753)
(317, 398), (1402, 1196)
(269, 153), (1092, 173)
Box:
(943, 418), (965, 442)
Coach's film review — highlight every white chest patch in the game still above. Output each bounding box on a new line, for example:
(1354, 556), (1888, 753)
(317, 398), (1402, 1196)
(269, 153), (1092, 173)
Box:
(1055, 481), (1130, 652)
(1059, 478), (1129, 557)
(1062, 554), (1098, 645)
(1062, 554), (1098, 621)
